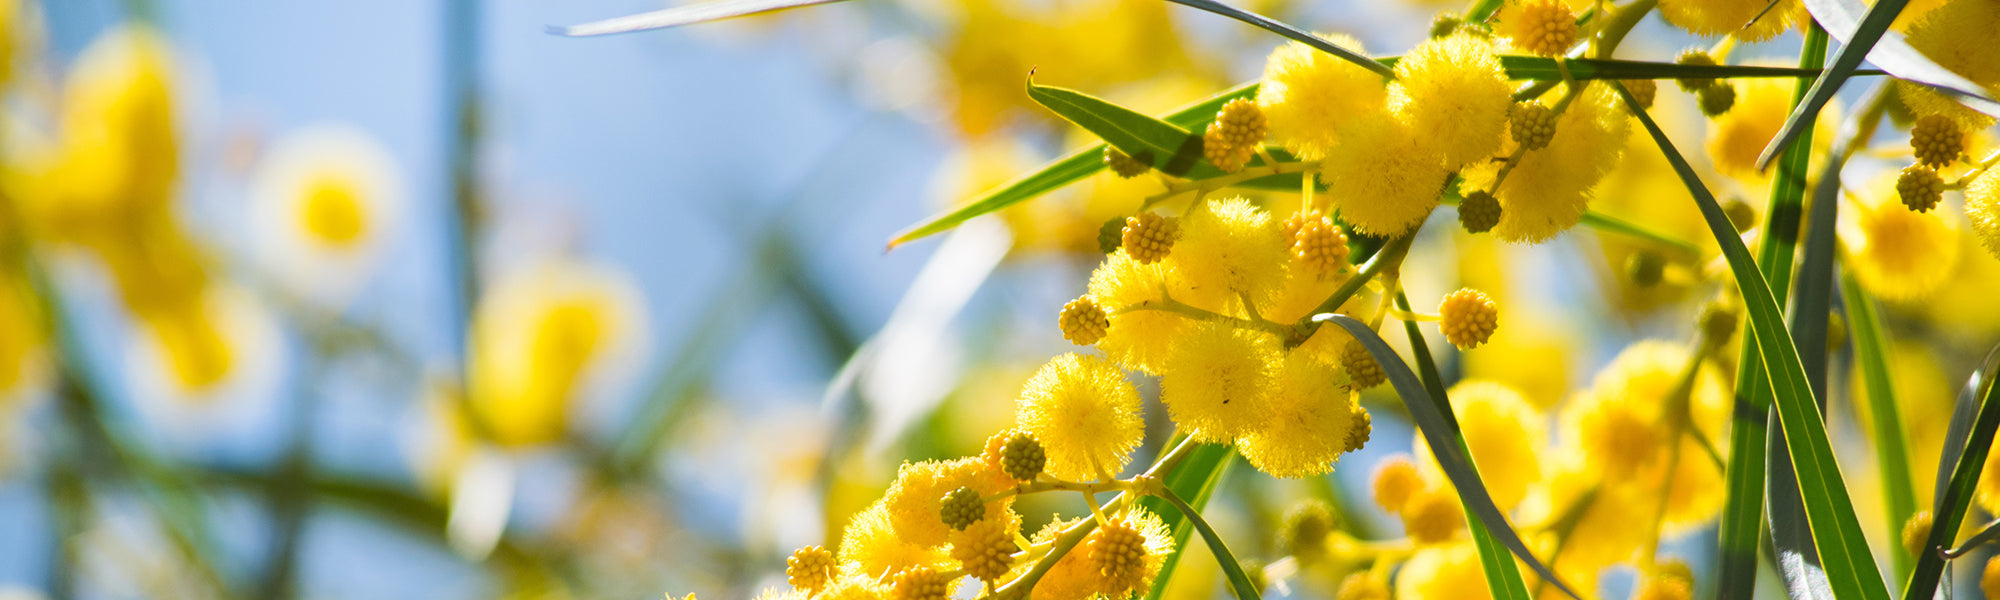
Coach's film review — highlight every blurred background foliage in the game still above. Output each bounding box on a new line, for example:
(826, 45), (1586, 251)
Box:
(1, 0), (1998, 600)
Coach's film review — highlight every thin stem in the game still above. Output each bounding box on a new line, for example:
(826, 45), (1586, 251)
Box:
(1155, 486), (1263, 600)
(1117, 296), (1290, 338)
(1287, 233), (1414, 347)
(1142, 161), (1312, 209)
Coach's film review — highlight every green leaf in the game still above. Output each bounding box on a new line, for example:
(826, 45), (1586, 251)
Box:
(1156, 483), (1261, 600)
(1141, 443), (1236, 600)
(549, 0), (850, 36)
(1902, 347), (2000, 600)
(1162, 0), (1393, 78)
(1493, 56), (1844, 81)
(1615, 79), (1891, 600)
(1027, 81), (1225, 178)
(887, 83), (1258, 249)
(1315, 314), (1580, 600)
(1846, 273), (1917, 580)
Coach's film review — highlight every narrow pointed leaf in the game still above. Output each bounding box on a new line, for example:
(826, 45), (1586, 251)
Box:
(1616, 80), (1891, 600)
(550, 0), (849, 36)
(887, 83), (1258, 248)
(1026, 81), (1225, 178)
(1157, 486), (1261, 600)
(1847, 273), (1917, 579)
(1903, 347), (2000, 600)
(1141, 444), (1236, 600)
(1315, 314), (1580, 600)
(1163, 0), (1392, 77)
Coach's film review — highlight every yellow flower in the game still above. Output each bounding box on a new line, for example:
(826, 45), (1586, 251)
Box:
(1322, 112), (1450, 237)
(1395, 542), (1490, 600)
(1160, 323), (1280, 442)
(1844, 178), (1960, 302)
(1087, 252), (1188, 374)
(1400, 487), (1465, 544)
(1519, 458), (1651, 572)
(1706, 77), (1831, 181)
(1494, 0), (1577, 57)
(1166, 197), (1290, 311)
(1256, 33), (1386, 160)
(1083, 507), (1176, 596)
(1461, 83), (1630, 243)
(468, 261), (649, 447)
(1015, 353), (1144, 481)
(0, 273), (43, 399)
(44, 25), (179, 228)
(1390, 34), (1512, 169)
(1236, 352), (1358, 478)
(250, 124), (405, 303)
(838, 501), (952, 579)
(1372, 455), (1425, 513)
(1899, 0), (2000, 128)
(1557, 340), (1732, 531)
(881, 457), (1012, 548)
(1027, 517), (1097, 600)
(1968, 163), (2000, 261)
(1658, 0), (1803, 42)
(1413, 380), (1545, 511)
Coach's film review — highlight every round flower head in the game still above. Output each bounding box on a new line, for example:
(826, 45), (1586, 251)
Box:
(1122, 211), (1179, 264)
(1413, 380), (1545, 511)
(1902, 510), (1935, 559)
(1015, 353), (1144, 481)
(1390, 34), (1513, 168)
(787, 545), (836, 593)
(1086, 252), (1188, 374)
(1985, 556), (2000, 600)
(1373, 455), (1425, 513)
(250, 124), (406, 304)
(1437, 288), (1499, 349)
(1911, 114), (1966, 167)
(1292, 215), (1351, 274)
(1237, 352), (1358, 478)
(1967, 161), (2000, 261)
(890, 567), (952, 600)
(469, 261), (650, 447)
(1322, 113), (1451, 237)
(1395, 543), (1489, 600)
(1898, 164), (1946, 213)
(1400, 488), (1465, 544)
(1708, 77), (1830, 179)
(880, 457), (1009, 548)
(838, 501), (952, 578)
(1461, 82), (1629, 243)
(1057, 296), (1110, 346)
(1161, 323), (1281, 442)
(950, 508), (1020, 583)
(1659, 0), (1803, 41)
(1083, 507), (1176, 595)
(1899, 0), (2000, 129)
(1256, 33), (1386, 160)
(48, 25), (180, 220)
(1166, 197), (1290, 310)
(1846, 179), (1961, 302)
(1205, 98), (1267, 173)
(1495, 0), (1578, 57)
(1028, 517), (1097, 600)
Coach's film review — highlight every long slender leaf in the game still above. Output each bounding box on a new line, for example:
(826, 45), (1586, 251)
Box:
(1315, 314), (1580, 600)
(886, 83), (1259, 248)
(1757, 0), (2000, 170)
(1903, 347), (2000, 600)
(1162, 0), (1392, 77)
(1027, 82), (1221, 178)
(1615, 80), (1891, 600)
(1141, 444), (1236, 600)
(1846, 273), (1917, 579)
(549, 0), (849, 36)
(1157, 486), (1261, 600)
(1393, 292), (1533, 600)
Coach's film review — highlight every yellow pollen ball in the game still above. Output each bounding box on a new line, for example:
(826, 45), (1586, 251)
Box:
(1659, 0), (1804, 41)
(1086, 252), (1187, 374)
(1161, 322), (1281, 442)
(951, 513), (1018, 583)
(1057, 296), (1110, 346)
(1322, 114), (1450, 237)
(1497, 0), (1578, 57)
(1902, 510), (1935, 560)
(1390, 34), (1513, 169)
(1968, 165), (2000, 261)
(1165, 197), (1290, 310)
(1121, 211), (1179, 265)
(1848, 185), (1960, 303)
(1292, 216), (1350, 274)
(786, 545), (835, 593)
(1401, 488), (1465, 544)
(1015, 353), (1144, 481)
(1910, 114), (1965, 168)
(1437, 288), (1499, 349)
(1372, 456), (1425, 513)
(1236, 352), (1358, 478)
(1900, 0), (2000, 129)
(1256, 33), (1384, 160)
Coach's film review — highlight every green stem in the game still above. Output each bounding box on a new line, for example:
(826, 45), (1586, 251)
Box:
(1154, 487), (1261, 600)
(1287, 233), (1414, 347)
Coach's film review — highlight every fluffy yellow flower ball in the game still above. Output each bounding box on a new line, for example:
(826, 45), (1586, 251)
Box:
(1659, 0), (1804, 42)
(1461, 83), (1630, 243)
(1086, 252), (1188, 374)
(838, 501), (952, 579)
(1322, 113), (1451, 237)
(1395, 543), (1491, 600)
(1161, 323), (1281, 442)
(1706, 77), (1832, 180)
(1846, 181), (1961, 303)
(1256, 33), (1386, 160)
(1236, 352), (1359, 478)
(1083, 508), (1176, 596)
(1899, 0), (2000, 128)
(1494, 0), (1577, 57)
(46, 25), (181, 227)
(1390, 34), (1513, 169)
(1015, 353), (1144, 481)
(1413, 380), (1546, 511)
(1028, 517), (1098, 600)
(1967, 164), (2000, 261)
(1167, 197), (1291, 310)
(880, 457), (1011, 548)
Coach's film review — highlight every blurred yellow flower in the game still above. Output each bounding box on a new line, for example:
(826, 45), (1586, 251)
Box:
(37, 25), (179, 236)
(250, 124), (405, 302)
(1843, 178), (1960, 303)
(468, 260), (649, 447)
